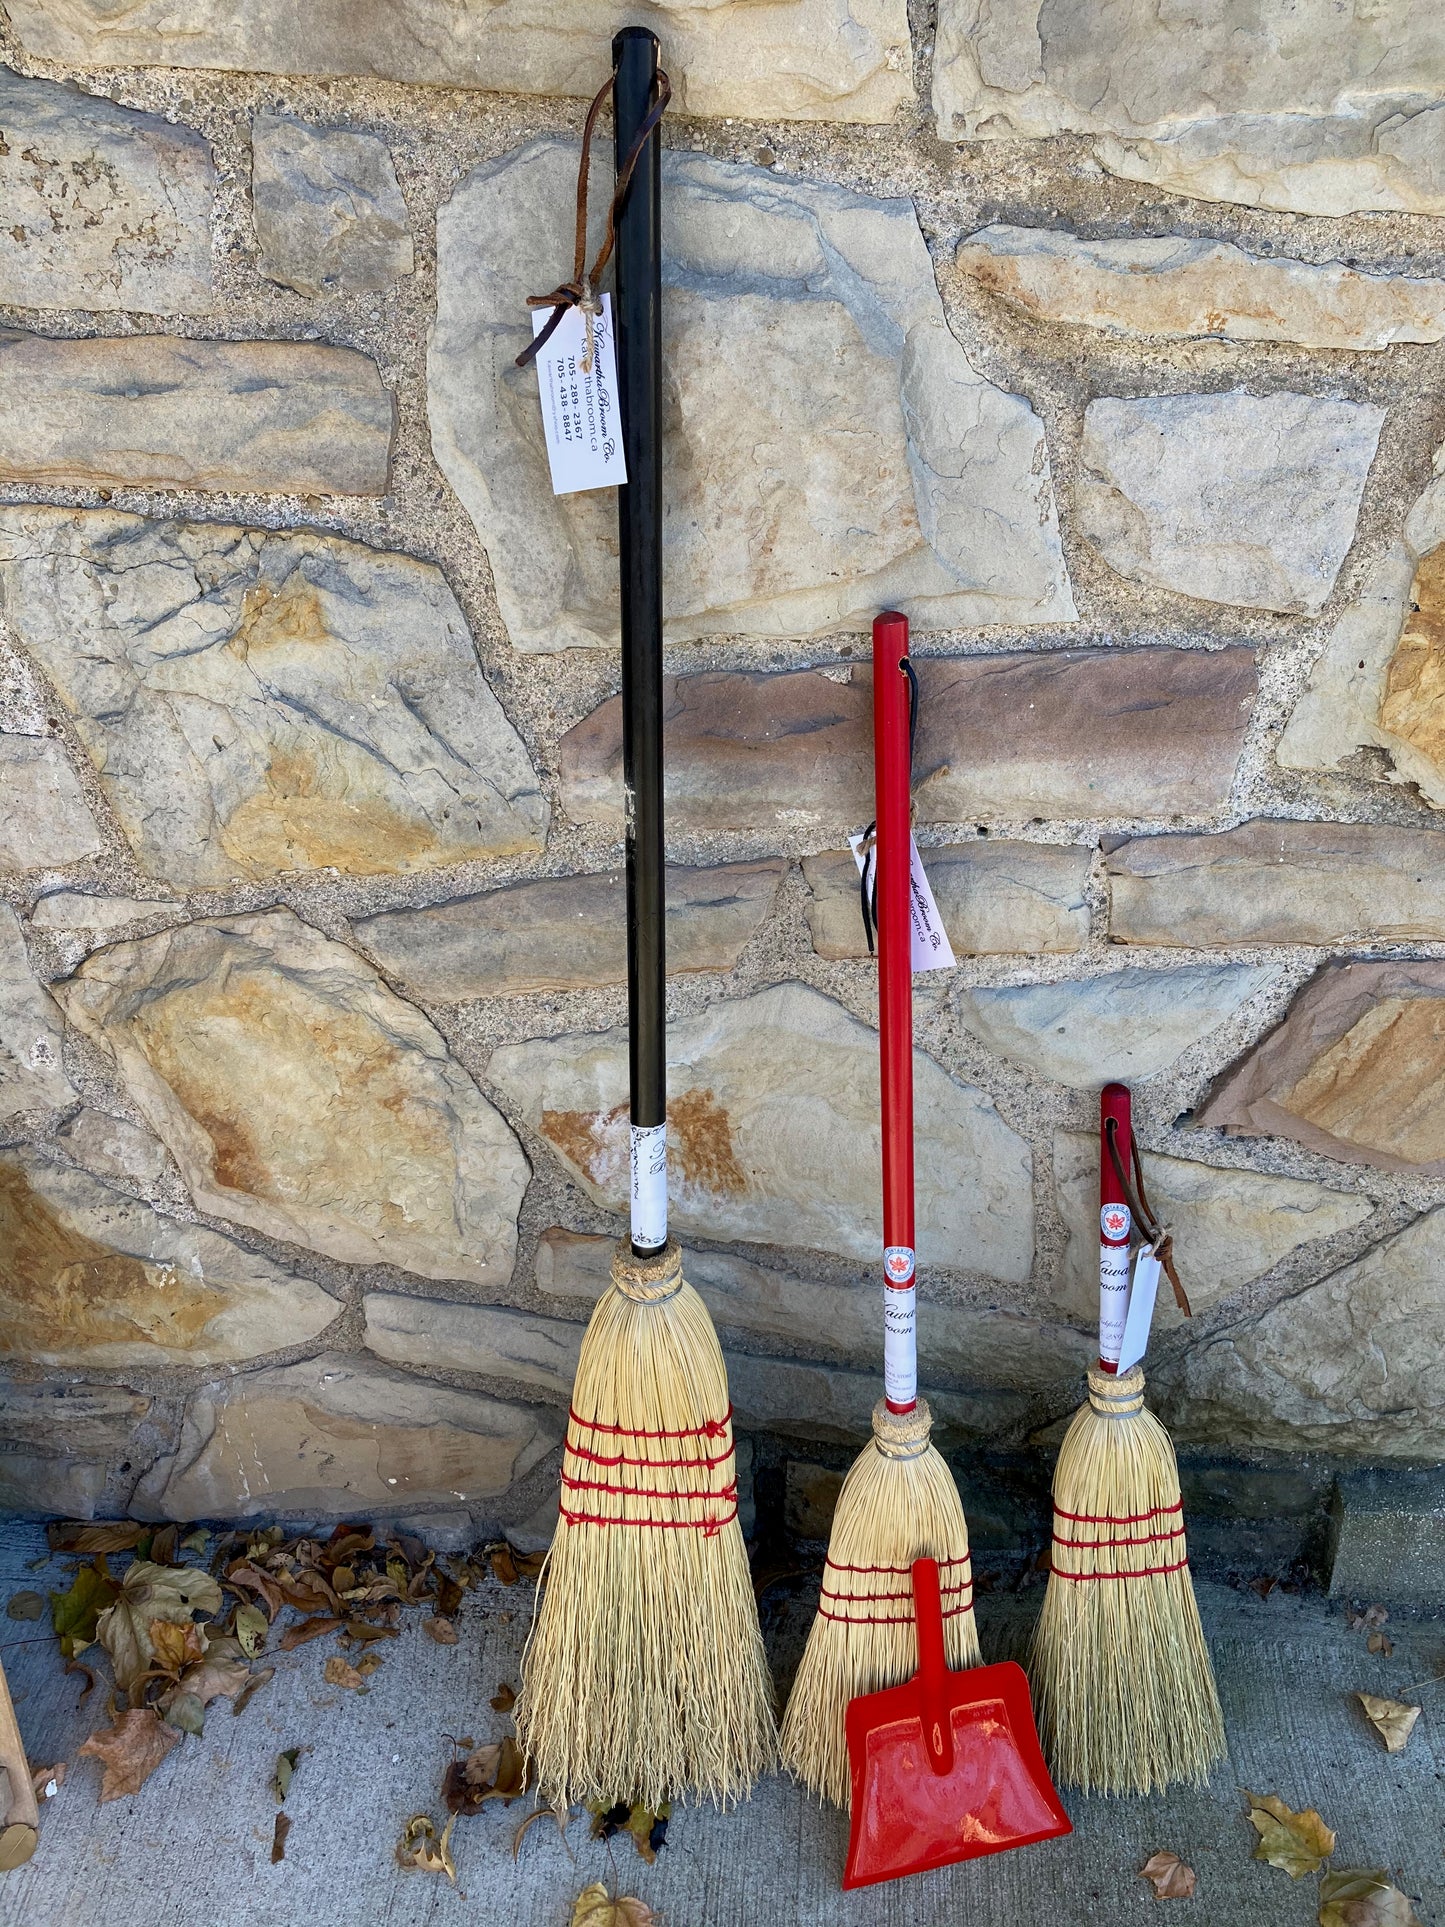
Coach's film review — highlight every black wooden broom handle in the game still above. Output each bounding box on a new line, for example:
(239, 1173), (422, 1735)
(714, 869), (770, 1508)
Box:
(614, 26), (667, 1256)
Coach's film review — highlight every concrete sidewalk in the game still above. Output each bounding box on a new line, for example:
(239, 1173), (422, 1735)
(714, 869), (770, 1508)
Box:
(2, 1519), (1441, 1927)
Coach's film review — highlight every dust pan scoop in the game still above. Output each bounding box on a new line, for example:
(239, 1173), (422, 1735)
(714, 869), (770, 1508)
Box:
(842, 1558), (1071, 1889)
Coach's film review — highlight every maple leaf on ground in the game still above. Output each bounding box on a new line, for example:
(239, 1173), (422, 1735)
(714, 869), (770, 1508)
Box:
(1318, 1869), (1423, 1927)
(1244, 1791), (1336, 1877)
(1140, 1851), (1197, 1899)
(1355, 1694), (1421, 1755)
(79, 1708), (180, 1802)
(570, 1883), (656, 1927)
(96, 1562), (223, 1696)
(149, 1618), (204, 1678)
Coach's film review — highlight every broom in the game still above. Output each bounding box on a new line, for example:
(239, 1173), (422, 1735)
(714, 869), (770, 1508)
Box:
(1029, 1082), (1225, 1794)
(514, 27), (775, 1811)
(780, 611), (980, 1810)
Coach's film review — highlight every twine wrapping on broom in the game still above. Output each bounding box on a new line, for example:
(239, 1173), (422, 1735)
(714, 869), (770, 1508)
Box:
(516, 1239), (776, 1811)
(1030, 1365), (1225, 1795)
(781, 1397), (980, 1809)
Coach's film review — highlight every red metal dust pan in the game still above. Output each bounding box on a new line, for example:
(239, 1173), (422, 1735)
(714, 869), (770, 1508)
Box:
(842, 1558), (1072, 1889)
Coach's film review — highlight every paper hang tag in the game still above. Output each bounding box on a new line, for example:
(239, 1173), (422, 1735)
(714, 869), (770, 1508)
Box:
(529, 295), (627, 495)
(848, 832), (956, 972)
(1116, 1246), (1163, 1374)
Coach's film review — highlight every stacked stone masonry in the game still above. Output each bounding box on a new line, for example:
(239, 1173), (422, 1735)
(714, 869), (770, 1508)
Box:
(0, 3), (1443, 1540)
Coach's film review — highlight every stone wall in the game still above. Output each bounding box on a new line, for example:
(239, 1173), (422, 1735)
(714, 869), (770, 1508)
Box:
(2, 3), (1444, 1553)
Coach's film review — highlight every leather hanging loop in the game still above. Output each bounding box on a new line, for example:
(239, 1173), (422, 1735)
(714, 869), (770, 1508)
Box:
(1103, 1116), (1192, 1316)
(515, 65), (672, 369)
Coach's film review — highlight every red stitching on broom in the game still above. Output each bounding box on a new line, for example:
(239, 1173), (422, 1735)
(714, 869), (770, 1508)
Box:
(561, 1470), (738, 1504)
(1047, 1555), (1190, 1581)
(1053, 1499), (1183, 1526)
(821, 1581), (974, 1610)
(565, 1438), (736, 1470)
(568, 1405), (733, 1440)
(559, 1500), (738, 1535)
(817, 1594), (974, 1625)
(1051, 1523), (1185, 1551)
(824, 1553), (972, 1575)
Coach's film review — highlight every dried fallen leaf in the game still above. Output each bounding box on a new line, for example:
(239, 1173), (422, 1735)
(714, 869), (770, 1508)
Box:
(1356, 1694), (1421, 1755)
(271, 1813), (291, 1865)
(30, 1762), (65, 1801)
(488, 1543), (519, 1586)
(570, 1883), (656, 1927)
(150, 1617), (204, 1678)
(47, 1521), (145, 1555)
(171, 1634), (251, 1708)
(231, 1665), (274, 1717)
(1140, 1851), (1197, 1899)
(444, 1734), (528, 1814)
(50, 1561), (119, 1658)
(272, 1747), (303, 1804)
(589, 1798), (671, 1863)
(513, 1803), (572, 1862)
(423, 1616), (458, 1646)
(163, 1691), (206, 1736)
(491, 1681), (517, 1714)
(79, 1708), (181, 1802)
(1345, 1604), (1389, 1633)
(6, 1591), (43, 1621)
(396, 1813), (457, 1882)
(279, 1614), (344, 1651)
(323, 1655), (366, 1692)
(96, 1562), (223, 1696)
(1367, 1630), (1394, 1658)
(1245, 1791), (1336, 1877)
(234, 1604), (269, 1659)
(1318, 1869), (1423, 1927)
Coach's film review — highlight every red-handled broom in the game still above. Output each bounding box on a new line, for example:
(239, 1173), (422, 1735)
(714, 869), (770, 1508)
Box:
(1029, 1082), (1225, 1793)
(781, 611), (998, 1819)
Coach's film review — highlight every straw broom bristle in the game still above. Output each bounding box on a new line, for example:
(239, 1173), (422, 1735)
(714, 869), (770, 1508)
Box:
(780, 1398), (979, 1809)
(515, 1239), (777, 1811)
(1030, 1365), (1225, 1796)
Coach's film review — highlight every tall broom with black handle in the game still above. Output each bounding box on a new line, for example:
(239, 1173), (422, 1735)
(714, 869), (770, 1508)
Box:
(1029, 1082), (1225, 1793)
(515, 26), (776, 1810)
(780, 611), (981, 1810)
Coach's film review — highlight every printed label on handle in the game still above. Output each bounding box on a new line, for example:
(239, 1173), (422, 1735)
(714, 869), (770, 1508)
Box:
(848, 832), (956, 971)
(1117, 1247), (1163, 1374)
(1099, 1240), (1131, 1366)
(530, 295), (627, 495)
(630, 1120), (667, 1251)
(883, 1278), (917, 1407)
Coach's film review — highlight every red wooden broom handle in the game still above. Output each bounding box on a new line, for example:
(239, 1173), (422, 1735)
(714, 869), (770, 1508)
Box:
(1099, 1081), (1132, 1373)
(874, 611), (916, 1414)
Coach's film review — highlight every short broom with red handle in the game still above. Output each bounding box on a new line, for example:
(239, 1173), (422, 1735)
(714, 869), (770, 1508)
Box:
(780, 610), (981, 1810)
(1028, 1083), (1225, 1793)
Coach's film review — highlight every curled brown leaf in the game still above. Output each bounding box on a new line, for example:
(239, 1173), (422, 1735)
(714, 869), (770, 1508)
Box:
(1318, 1869), (1422, 1927)
(79, 1708), (180, 1803)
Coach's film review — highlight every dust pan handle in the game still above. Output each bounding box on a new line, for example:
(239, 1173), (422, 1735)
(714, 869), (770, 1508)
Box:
(614, 25), (667, 1258)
